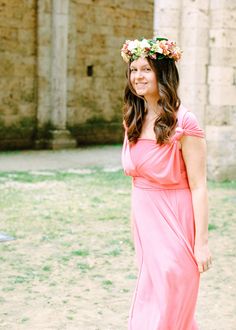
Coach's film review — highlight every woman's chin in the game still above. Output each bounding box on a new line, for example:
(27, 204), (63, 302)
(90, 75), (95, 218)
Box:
(135, 89), (146, 96)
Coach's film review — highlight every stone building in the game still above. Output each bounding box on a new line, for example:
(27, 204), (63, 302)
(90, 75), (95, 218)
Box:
(154, 0), (236, 180)
(0, 0), (153, 149)
(0, 0), (235, 181)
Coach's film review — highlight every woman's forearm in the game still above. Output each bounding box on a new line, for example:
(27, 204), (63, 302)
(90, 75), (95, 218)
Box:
(191, 186), (209, 245)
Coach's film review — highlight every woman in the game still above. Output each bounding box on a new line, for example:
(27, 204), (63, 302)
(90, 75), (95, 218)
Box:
(121, 37), (212, 330)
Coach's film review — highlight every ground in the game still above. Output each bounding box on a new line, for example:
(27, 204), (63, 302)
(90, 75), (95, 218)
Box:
(0, 147), (235, 330)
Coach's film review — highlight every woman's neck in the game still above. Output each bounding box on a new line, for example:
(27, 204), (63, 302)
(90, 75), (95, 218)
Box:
(146, 100), (161, 118)
(145, 95), (160, 112)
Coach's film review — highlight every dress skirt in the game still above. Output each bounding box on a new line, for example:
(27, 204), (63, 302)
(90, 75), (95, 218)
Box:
(129, 186), (200, 330)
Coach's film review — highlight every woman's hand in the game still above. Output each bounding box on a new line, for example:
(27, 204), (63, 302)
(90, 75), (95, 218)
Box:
(194, 243), (212, 273)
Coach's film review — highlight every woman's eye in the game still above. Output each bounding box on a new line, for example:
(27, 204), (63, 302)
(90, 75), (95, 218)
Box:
(145, 68), (151, 71)
(130, 68), (136, 72)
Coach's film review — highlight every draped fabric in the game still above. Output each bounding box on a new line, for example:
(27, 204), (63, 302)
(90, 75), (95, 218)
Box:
(122, 105), (204, 330)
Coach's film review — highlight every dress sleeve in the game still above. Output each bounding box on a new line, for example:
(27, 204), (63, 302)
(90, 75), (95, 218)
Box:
(182, 111), (205, 138)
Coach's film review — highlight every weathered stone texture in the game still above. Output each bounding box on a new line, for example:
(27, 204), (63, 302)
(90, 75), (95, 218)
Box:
(206, 126), (236, 181)
(206, 0), (236, 180)
(67, 0), (154, 130)
(154, 0), (236, 180)
(0, 0), (154, 149)
(0, 0), (37, 149)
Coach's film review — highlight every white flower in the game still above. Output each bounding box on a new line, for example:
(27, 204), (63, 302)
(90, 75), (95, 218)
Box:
(140, 39), (150, 49)
(152, 43), (163, 54)
(127, 39), (140, 53)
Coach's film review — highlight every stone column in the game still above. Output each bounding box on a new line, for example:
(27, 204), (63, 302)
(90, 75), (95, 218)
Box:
(206, 0), (236, 180)
(178, 0), (210, 126)
(153, 0), (182, 44)
(36, 0), (76, 149)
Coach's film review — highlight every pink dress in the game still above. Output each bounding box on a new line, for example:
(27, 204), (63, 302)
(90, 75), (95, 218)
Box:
(121, 105), (204, 330)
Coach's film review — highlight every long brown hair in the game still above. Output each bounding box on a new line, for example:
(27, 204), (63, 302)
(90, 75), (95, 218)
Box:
(123, 57), (181, 145)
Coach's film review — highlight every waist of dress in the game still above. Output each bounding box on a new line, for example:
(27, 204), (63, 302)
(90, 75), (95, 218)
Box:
(132, 176), (190, 190)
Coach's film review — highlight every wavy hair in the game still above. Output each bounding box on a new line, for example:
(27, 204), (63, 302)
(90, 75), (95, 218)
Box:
(123, 57), (181, 145)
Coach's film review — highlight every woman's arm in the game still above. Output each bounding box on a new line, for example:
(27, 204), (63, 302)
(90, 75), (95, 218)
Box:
(181, 135), (212, 273)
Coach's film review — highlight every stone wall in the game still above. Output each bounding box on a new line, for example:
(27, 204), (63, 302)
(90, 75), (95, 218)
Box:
(0, 0), (154, 149)
(0, 0), (37, 149)
(154, 0), (236, 181)
(206, 0), (236, 180)
(66, 0), (154, 143)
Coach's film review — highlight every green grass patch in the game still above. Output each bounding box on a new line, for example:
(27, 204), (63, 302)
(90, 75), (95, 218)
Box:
(0, 167), (235, 328)
(208, 223), (218, 231)
(71, 249), (89, 257)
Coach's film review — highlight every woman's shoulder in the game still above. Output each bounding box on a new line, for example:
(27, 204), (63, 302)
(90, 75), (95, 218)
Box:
(177, 104), (199, 127)
(176, 105), (204, 138)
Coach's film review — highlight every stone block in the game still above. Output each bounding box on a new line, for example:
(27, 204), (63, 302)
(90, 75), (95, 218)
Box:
(209, 28), (236, 48)
(181, 28), (209, 47)
(157, 0), (182, 9)
(205, 105), (230, 125)
(70, 122), (123, 145)
(22, 9), (36, 29)
(53, 0), (68, 15)
(179, 83), (208, 106)
(22, 0), (36, 9)
(0, 57), (15, 76)
(179, 64), (207, 84)
(210, 0), (236, 10)
(36, 104), (51, 125)
(14, 57), (36, 77)
(0, 27), (18, 41)
(206, 125), (236, 180)
(126, 0), (153, 11)
(0, 37), (19, 53)
(210, 9), (236, 29)
(206, 125), (236, 141)
(229, 106), (236, 125)
(18, 28), (36, 44)
(208, 66), (234, 85)
(37, 56), (51, 79)
(37, 0), (52, 13)
(209, 85), (236, 106)
(18, 103), (36, 117)
(210, 47), (236, 66)
(182, 0), (209, 11)
(155, 9), (181, 28)
(180, 47), (209, 64)
(37, 43), (51, 58)
(181, 7), (209, 28)
(46, 129), (77, 150)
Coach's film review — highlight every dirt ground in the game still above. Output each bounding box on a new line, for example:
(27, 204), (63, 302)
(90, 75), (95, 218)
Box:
(0, 148), (235, 330)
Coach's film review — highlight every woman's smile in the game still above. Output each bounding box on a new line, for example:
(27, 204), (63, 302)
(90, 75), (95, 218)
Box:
(130, 58), (159, 99)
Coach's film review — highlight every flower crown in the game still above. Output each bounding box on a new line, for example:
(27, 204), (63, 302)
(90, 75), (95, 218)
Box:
(121, 37), (182, 63)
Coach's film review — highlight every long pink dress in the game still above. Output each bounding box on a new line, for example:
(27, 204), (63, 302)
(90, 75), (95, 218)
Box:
(122, 105), (204, 330)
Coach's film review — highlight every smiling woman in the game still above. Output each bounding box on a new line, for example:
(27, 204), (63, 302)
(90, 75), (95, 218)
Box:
(130, 60), (158, 104)
(120, 37), (212, 330)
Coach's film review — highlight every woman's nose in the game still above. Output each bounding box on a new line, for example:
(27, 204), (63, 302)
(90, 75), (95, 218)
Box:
(136, 70), (144, 78)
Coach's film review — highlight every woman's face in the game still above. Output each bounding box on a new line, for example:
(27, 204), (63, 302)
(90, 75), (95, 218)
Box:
(129, 57), (159, 99)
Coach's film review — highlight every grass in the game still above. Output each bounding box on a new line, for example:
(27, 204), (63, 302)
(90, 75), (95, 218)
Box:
(0, 169), (235, 329)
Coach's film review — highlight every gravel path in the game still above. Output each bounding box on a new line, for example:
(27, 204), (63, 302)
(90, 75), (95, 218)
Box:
(0, 146), (123, 172)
